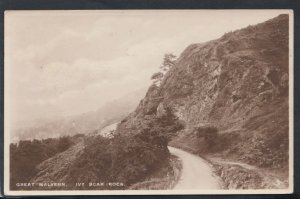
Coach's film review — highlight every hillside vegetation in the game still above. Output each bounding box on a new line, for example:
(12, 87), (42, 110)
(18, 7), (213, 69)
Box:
(10, 135), (81, 190)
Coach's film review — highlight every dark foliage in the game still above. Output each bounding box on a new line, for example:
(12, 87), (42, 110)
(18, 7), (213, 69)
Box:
(66, 134), (169, 189)
(10, 136), (75, 189)
(195, 126), (218, 145)
(66, 107), (184, 189)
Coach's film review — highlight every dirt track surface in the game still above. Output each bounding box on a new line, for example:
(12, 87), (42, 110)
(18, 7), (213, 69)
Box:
(168, 146), (221, 190)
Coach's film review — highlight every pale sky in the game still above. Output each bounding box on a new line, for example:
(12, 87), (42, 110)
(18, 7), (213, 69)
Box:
(5, 10), (287, 126)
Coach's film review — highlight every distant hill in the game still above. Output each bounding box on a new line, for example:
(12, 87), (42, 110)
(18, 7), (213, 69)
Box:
(11, 88), (147, 142)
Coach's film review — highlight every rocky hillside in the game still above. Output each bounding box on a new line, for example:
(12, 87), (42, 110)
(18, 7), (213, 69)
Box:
(26, 14), (289, 190)
(168, 14), (289, 169)
(117, 14), (289, 187)
(124, 14), (289, 166)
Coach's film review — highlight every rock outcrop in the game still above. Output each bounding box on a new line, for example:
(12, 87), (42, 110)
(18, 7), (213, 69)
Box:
(122, 14), (289, 171)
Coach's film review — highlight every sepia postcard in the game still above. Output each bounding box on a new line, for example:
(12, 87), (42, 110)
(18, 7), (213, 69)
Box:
(4, 10), (294, 195)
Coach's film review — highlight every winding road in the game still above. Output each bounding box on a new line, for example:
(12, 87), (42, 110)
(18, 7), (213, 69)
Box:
(168, 146), (221, 190)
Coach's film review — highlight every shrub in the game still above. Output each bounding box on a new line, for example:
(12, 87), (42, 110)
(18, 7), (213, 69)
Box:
(195, 126), (218, 145)
(57, 136), (74, 152)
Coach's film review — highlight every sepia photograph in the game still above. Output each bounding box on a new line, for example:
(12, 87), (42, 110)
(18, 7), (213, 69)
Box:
(4, 10), (293, 195)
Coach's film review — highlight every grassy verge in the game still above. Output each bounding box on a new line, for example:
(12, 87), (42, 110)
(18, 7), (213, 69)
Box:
(129, 155), (182, 190)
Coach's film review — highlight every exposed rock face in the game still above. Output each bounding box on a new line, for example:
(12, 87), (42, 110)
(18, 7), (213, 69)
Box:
(119, 14), (289, 170)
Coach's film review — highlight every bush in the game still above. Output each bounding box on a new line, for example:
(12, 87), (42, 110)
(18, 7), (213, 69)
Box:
(195, 126), (218, 143)
(57, 136), (74, 152)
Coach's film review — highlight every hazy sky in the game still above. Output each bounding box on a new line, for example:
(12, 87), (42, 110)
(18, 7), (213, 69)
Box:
(5, 10), (287, 126)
